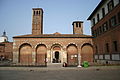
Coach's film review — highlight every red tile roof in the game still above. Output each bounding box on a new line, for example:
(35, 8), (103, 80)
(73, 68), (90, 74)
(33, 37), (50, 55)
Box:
(13, 34), (93, 38)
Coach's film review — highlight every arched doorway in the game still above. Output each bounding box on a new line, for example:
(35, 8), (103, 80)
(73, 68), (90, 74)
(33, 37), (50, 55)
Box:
(53, 51), (60, 63)
(67, 44), (78, 66)
(52, 46), (61, 63)
(49, 44), (64, 63)
(36, 44), (47, 66)
(55, 51), (59, 60)
(19, 43), (32, 65)
(81, 43), (93, 63)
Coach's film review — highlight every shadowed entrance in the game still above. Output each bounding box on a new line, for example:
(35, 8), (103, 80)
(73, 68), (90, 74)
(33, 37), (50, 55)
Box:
(54, 51), (60, 63)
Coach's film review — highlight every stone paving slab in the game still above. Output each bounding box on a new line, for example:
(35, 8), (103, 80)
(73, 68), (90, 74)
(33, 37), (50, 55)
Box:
(0, 66), (120, 80)
(0, 66), (120, 71)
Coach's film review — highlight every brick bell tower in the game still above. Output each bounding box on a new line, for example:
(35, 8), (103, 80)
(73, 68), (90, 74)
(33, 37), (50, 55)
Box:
(72, 21), (83, 34)
(32, 8), (43, 35)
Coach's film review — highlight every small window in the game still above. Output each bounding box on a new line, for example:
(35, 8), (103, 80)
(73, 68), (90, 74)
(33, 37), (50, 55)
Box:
(105, 43), (109, 53)
(39, 11), (40, 15)
(118, 12), (120, 23)
(107, 0), (114, 12)
(113, 41), (118, 52)
(34, 11), (36, 15)
(76, 23), (79, 27)
(102, 8), (105, 17)
(76, 23), (81, 27)
(96, 29), (99, 36)
(109, 16), (117, 27)
(94, 30), (97, 37)
(95, 45), (98, 54)
(97, 28), (100, 35)
(99, 26), (102, 34)
(93, 18), (95, 26)
(36, 11), (38, 15)
(4, 39), (7, 42)
(79, 23), (81, 27)
(92, 30), (94, 37)
(98, 26), (102, 34)
(103, 22), (108, 32)
(97, 14), (100, 22)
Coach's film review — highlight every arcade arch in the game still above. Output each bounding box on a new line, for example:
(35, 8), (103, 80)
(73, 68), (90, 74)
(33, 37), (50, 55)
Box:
(81, 43), (93, 63)
(36, 44), (47, 65)
(19, 43), (32, 64)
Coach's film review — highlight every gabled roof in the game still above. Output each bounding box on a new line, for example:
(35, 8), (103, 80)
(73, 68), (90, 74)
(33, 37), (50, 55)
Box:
(13, 34), (93, 38)
(87, 0), (106, 20)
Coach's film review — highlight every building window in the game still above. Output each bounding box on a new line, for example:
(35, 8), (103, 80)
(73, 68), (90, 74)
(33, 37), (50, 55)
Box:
(104, 22), (108, 31)
(113, 41), (118, 52)
(97, 14), (100, 22)
(92, 30), (94, 37)
(76, 23), (79, 27)
(34, 11), (36, 15)
(93, 18), (95, 26)
(118, 12), (120, 23)
(102, 8), (105, 17)
(36, 11), (39, 15)
(39, 11), (40, 15)
(99, 26), (102, 34)
(96, 29), (99, 37)
(102, 22), (108, 32)
(98, 27), (101, 34)
(106, 43), (109, 53)
(94, 30), (97, 37)
(97, 28), (100, 35)
(79, 23), (81, 27)
(76, 22), (81, 27)
(109, 16), (117, 27)
(107, 0), (114, 12)
(95, 45), (98, 54)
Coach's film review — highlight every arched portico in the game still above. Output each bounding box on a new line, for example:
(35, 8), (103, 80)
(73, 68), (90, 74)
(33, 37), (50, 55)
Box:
(48, 43), (67, 63)
(81, 43), (93, 63)
(36, 44), (47, 66)
(19, 43), (32, 65)
(67, 44), (78, 66)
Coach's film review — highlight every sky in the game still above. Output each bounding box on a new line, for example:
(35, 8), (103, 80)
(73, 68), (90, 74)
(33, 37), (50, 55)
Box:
(0, 0), (101, 41)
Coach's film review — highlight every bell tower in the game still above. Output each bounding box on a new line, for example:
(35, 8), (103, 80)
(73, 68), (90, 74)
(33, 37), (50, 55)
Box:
(72, 21), (83, 34)
(32, 8), (43, 35)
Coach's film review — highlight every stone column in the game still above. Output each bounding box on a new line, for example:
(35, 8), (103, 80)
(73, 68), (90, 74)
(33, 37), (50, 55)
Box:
(13, 51), (19, 63)
(77, 46), (82, 67)
(50, 50), (53, 63)
(13, 43), (19, 64)
(32, 49), (36, 65)
(47, 50), (51, 63)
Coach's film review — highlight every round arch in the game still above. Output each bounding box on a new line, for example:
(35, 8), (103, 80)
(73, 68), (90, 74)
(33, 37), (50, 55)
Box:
(67, 44), (78, 66)
(81, 43), (93, 49)
(81, 43), (93, 63)
(50, 43), (63, 63)
(50, 43), (63, 50)
(19, 43), (32, 65)
(36, 44), (47, 65)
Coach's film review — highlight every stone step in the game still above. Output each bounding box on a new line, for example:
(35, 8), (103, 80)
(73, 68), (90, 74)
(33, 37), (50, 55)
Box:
(47, 63), (63, 68)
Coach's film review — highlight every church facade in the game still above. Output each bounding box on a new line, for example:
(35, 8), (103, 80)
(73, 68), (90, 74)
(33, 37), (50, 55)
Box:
(13, 8), (93, 66)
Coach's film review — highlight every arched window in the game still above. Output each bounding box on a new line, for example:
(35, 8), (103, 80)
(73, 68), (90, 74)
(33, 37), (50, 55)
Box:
(34, 11), (36, 15)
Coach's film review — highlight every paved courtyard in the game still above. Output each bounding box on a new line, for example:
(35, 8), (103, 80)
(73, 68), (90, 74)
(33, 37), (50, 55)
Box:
(0, 66), (120, 80)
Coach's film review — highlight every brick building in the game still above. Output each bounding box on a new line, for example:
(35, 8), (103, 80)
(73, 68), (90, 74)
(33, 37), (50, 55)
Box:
(87, 0), (120, 64)
(0, 31), (13, 61)
(13, 8), (93, 66)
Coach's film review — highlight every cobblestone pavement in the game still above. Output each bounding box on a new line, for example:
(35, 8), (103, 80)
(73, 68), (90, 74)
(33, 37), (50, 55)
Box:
(0, 66), (120, 80)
